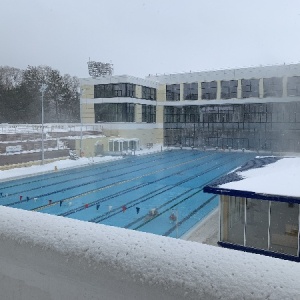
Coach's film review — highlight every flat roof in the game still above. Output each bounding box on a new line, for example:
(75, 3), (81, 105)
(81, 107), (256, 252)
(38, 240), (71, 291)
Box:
(79, 75), (159, 88)
(204, 156), (300, 203)
(147, 63), (300, 84)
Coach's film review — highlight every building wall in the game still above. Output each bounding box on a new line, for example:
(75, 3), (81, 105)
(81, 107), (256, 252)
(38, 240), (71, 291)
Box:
(163, 101), (300, 151)
(80, 63), (300, 152)
(81, 85), (95, 123)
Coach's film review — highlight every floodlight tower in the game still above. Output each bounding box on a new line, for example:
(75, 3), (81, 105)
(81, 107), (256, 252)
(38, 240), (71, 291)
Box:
(87, 61), (114, 78)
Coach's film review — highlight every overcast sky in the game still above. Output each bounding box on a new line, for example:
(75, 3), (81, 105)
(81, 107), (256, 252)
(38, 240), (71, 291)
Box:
(1, 0), (300, 78)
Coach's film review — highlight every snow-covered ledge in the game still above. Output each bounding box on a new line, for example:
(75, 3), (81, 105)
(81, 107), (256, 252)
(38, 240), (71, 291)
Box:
(0, 207), (299, 300)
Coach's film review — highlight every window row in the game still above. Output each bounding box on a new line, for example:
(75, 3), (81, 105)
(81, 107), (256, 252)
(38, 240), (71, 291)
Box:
(165, 76), (300, 100)
(94, 103), (135, 122)
(164, 103), (300, 124)
(94, 83), (136, 98)
(94, 84), (157, 100)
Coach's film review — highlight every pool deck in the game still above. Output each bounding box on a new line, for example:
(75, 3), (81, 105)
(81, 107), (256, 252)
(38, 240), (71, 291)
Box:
(183, 208), (219, 246)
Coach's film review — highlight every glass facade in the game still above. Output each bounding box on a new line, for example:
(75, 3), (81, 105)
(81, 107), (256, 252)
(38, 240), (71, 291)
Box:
(164, 102), (300, 151)
(241, 79), (259, 98)
(245, 199), (269, 250)
(221, 80), (238, 99)
(142, 105), (156, 123)
(166, 84), (180, 101)
(269, 202), (299, 256)
(142, 86), (156, 100)
(201, 81), (217, 100)
(263, 77), (283, 98)
(221, 196), (299, 257)
(221, 196), (244, 245)
(94, 83), (136, 98)
(94, 103), (135, 122)
(184, 82), (198, 100)
(287, 76), (300, 97)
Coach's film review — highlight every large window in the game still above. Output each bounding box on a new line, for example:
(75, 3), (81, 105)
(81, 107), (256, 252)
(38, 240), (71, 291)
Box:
(94, 83), (136, 98)
(94, 103), (135, 122)
(245, 198), (269, 250)
(142, 105), (156, 123)
(142, 86), (156, 100)
(184, 82), (198, 100)
(263, 77), (283, 98)
(166, 84), (180, 101)
(221, 196), (245, 245)
(220, 196), (300, 257)
(201, 81), (217, 100)
(287, 76), (300, 97)
(94, 84), (114, 98)
(269, 202), (299, 256)
(221, 80), (238, 99)
(241, 79), (259, 98)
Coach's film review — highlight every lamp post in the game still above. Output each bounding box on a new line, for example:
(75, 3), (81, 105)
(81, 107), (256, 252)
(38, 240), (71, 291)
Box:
(79, 87), (84, 157)
(40, 84), (48, 165)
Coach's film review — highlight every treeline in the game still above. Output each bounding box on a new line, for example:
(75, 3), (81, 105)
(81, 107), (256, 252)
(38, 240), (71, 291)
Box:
(0, 65), (80, 123)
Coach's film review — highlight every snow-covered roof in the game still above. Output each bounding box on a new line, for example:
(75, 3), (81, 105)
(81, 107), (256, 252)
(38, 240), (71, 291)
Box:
(204, 156), (300, 200)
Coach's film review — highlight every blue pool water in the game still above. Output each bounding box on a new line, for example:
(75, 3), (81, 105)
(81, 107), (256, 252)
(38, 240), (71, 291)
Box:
(0, 150), (256, 238)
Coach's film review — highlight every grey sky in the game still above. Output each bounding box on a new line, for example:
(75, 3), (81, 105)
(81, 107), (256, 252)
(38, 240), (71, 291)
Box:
(1, 0), (300, 78)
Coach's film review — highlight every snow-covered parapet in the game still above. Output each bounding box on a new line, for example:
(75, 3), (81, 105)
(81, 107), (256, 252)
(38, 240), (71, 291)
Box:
(0, 206), (299, 300)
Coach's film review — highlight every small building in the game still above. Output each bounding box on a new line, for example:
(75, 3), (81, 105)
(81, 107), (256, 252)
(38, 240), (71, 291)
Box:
(204, 156), (300, 262)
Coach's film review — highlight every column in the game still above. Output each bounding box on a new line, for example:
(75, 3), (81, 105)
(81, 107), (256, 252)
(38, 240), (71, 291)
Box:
(259, 78), (264, 98)
(282, 76), (288, 97)
(180, 83), (184, 101)
(237, 79), (242, 99)
(217, 80), (221, 100)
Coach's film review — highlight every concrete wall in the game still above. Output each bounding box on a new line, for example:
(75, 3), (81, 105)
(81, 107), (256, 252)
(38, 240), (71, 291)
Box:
(81, 85), (95, 123)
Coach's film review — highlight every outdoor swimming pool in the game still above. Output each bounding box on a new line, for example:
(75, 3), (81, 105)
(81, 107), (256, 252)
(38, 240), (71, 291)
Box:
(0, 150), (256, 238)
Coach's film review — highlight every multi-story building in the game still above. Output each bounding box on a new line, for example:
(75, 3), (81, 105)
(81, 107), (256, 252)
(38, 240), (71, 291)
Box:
(80, 63), (300, 153)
